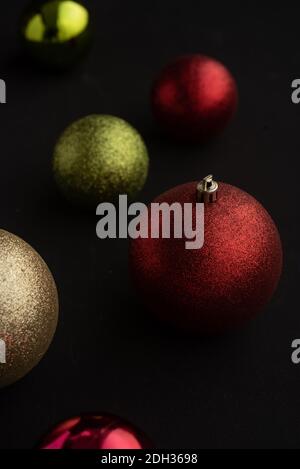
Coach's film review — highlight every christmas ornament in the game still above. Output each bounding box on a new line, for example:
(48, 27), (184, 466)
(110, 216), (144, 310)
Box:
(151, 55), (238, 141)
(40, 414), (152, 449)
(129, 176), (283, 334)
(0, 230), (59, 388)
(53, 114), (149, 208)
(20, 0), (92, 69)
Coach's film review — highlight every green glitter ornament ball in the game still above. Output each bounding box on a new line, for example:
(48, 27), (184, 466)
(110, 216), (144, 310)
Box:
(53, 115), (149, 207)
(20, 0), (92, 69)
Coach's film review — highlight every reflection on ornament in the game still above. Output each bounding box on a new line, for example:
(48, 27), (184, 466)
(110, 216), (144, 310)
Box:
(20, 0), (92, 68)
(0, 230), (59, 388)
(40, 414), (152, 449)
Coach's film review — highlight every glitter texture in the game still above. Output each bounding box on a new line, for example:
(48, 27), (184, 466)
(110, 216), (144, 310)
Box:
(53, 115), (149, 208)
(0, 230), (59, 388)
(40, 414), (152, 449)
(151, 55), (238, 141)
(130, 182), (283, 334)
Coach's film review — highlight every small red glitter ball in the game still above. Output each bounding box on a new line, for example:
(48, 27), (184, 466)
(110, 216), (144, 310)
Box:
(129, 179), (283, 334)
(151, 55), (238, 141)
(40, 414), (151, 450)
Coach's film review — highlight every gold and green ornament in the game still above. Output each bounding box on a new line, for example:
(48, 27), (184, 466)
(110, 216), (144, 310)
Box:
(53, 115), (149, 208)
(20, 0), (92, 69)
(0, 230), (59, 388)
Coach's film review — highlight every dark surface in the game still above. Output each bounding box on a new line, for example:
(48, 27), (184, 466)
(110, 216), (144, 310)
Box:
(0, 1), (299, 449)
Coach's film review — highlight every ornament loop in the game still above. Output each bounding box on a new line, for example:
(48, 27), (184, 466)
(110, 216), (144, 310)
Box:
(197, 175), (219, 203)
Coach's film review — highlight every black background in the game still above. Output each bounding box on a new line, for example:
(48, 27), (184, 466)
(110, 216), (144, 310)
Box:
(0, 1), (299, 450)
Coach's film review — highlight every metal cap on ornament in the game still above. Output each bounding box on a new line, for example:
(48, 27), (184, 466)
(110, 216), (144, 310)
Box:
(197, 175), (219, 203)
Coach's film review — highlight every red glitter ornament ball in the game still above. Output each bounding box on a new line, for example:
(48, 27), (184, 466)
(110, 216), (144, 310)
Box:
(151, 55), (238, 141)
(40, 414), (151, 450)
(129, 177), (283, 334)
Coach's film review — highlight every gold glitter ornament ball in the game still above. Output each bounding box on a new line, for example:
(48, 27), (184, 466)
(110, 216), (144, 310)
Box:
(0, 230), (59, 388)
(53, 115), (149, 208)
